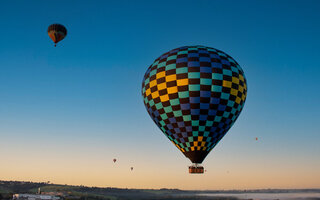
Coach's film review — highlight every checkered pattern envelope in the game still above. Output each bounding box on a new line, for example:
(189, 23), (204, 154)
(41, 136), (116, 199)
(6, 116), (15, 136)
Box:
(142, 46), (247, 164)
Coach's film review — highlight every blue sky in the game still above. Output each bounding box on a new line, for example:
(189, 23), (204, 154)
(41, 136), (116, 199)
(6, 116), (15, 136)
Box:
(0, 0), (319, 189)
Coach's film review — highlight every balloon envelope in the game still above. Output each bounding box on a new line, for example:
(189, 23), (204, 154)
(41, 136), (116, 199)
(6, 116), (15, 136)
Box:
(142, 46), (247, 164)
(47, 24), (67, 46)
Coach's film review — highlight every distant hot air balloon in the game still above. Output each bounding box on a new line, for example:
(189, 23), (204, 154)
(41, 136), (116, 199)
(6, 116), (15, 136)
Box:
(130, 167), (133, 171)
(255, 137), (258, 141)
(47, 24), (67, 47)
(142, 46), (247, 174)
(113, 158), (117, 163)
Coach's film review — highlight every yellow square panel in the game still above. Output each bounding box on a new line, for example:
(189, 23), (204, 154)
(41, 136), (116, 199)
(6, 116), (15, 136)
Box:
(157, 82), (166, 90)
(239, 74), (244, 81)
(177, 79), (188, 86)
(167, 86), (178, 94)
(235, 97), (241, 104)
(160, 94), (169, 102)
(223, 80), (232, 88)
(151, 91), (160, 99)
(156, 71), (166, 79)
(149, 80), (157, 88)
(242, 94), (246, 101)
(166, 74), (177, 82)
(145, 88), (151, 96)
(232, 77), (239, 84)
(231, 88), (238, 96)
(198, 136), (203, 141)
(238, 85), (244, 93)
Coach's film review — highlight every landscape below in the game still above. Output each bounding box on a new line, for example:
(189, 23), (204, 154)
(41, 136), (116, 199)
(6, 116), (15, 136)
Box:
(0, 180), (319, 200)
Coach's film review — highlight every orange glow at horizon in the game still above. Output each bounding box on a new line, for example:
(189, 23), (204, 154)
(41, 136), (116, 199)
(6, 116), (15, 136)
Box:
(1, 142), (319, 190)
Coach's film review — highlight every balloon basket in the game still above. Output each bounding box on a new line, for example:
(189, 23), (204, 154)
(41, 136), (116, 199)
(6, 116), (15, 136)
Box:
(189, 164), (204, 174)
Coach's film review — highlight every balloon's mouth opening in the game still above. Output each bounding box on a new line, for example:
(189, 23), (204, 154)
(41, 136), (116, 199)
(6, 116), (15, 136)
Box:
(183, 150), (208, 164)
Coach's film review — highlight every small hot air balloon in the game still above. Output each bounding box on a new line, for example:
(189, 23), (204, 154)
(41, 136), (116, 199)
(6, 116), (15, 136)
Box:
(255, 137), (258, 141)
(113, 158), (117, 163)
(142, 46), (247, 174)
(130, 167), (133, 171)
(47, 24), (67, 47)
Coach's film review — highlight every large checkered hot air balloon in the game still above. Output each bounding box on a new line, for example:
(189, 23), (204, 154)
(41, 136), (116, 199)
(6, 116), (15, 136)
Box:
(142, 46), (247, 173)
(47, 24), (67, 47)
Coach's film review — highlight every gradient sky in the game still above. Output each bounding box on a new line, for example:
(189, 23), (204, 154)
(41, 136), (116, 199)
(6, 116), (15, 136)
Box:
(0, 0), (319, 190)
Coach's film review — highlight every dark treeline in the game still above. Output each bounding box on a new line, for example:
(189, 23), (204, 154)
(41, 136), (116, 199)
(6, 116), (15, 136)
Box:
(0, 180), (235, 200)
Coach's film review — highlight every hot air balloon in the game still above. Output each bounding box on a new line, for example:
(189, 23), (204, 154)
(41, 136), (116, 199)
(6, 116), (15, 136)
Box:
(255, 137), (258, 141)
(130, 167), (133, 171)
(113, 158), (117, 163)
(142, 46), (247, 174)
(47, 24), (67, 47)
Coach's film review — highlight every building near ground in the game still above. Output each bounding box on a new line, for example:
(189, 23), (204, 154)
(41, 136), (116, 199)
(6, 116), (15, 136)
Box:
(12, 194), (61, 200)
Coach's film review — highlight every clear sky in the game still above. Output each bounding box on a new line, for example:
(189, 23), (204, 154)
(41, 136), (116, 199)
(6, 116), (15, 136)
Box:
(0, 0), (319, 190)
